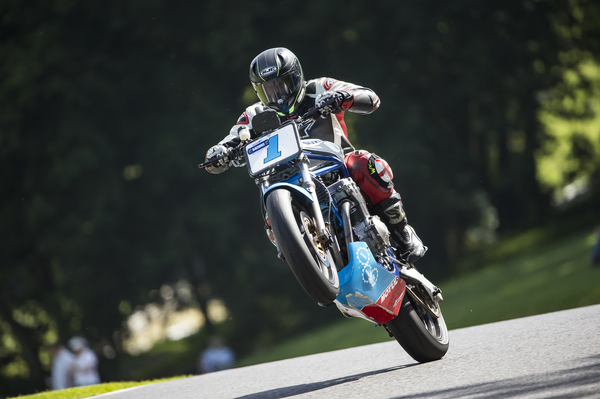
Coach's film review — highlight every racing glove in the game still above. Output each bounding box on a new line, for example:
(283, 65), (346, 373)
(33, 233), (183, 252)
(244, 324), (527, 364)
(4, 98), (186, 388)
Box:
(205, 144), (232, 174)
(315, 90), (354, 115)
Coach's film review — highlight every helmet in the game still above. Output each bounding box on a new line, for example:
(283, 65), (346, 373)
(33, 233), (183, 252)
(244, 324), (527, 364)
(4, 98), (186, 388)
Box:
(249, 48), (305, 116)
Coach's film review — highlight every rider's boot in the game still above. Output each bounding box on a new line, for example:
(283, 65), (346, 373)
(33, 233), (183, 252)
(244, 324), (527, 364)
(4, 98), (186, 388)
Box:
(374, 192), (427, 263)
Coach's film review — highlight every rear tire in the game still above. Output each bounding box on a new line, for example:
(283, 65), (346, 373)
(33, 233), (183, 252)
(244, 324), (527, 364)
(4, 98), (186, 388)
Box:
(266, 189), (339, 305)
(385, 292), (449, 363)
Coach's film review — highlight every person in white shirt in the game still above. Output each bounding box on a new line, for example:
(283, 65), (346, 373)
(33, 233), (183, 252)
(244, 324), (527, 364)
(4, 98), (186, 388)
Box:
(49, 343), (74, 390)
(68, 336), (101, 386)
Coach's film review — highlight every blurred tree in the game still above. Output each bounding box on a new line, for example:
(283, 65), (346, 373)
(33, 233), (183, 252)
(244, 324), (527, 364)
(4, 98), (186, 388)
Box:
(298, 0), (598, 274)
(0, 0), (338, 394)
(1, 0), (599, 396)
(536, 0), (600, 202)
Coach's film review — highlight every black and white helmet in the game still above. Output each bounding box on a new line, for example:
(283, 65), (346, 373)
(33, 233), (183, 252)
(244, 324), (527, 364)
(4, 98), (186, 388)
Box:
(249, 48), (305, 116)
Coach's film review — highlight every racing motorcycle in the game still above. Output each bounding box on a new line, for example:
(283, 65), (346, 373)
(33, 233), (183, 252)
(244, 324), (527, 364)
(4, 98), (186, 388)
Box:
(199, 101), (449, 363)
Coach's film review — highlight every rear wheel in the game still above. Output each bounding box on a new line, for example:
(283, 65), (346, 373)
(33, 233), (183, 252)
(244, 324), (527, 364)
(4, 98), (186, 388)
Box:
(385, 288), (449, 363)
(266, 189), (339, 305)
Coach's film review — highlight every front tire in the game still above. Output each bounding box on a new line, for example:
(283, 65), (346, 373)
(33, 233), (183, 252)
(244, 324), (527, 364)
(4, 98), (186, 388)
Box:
(385, 291), (449, 363)
(266, 189), (339, 305)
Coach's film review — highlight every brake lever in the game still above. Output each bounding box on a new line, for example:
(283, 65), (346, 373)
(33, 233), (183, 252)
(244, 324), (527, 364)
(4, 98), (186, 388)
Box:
(198, 141), (245, 169)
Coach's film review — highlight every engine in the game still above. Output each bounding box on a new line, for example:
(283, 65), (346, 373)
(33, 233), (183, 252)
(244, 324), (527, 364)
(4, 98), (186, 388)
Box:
(328, 178), (391, 257)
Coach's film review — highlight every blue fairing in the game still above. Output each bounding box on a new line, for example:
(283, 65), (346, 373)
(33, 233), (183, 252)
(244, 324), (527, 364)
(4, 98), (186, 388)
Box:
(304, 152), (350, 179)
(335, 242), (405, 323)
(262, 151), (348, 208)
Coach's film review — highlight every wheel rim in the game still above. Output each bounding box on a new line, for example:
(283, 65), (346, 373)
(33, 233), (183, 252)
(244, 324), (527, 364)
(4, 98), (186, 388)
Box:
(298, 210), (336, 283)
(408, 286), (449, 345)
(299, 211), (328, 262)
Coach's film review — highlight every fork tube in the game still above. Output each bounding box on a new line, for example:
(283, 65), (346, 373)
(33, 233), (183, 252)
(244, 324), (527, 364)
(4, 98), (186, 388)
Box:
(340, 200), (353, 255)
(298, 158), (329, 241)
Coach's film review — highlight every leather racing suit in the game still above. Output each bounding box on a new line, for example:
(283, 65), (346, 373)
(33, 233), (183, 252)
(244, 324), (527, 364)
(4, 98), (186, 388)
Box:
(207, 77), (426, 262)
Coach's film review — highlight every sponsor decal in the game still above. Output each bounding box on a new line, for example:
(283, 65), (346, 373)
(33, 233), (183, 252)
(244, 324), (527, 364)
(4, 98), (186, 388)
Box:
(356, 247), (370, 266)
(379, 277), (399, 304)
(302, 139), (322, 145)
(393, 291), (404, 308)
(368, 160), (376, 175)
(260, 66), (278, 76)
(247, 138), (270, 155)
(362, 264), (378, 286)
(356, 247), (378, 286)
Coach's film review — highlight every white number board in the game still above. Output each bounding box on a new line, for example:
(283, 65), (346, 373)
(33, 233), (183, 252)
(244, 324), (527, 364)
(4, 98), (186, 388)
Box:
(245, 123), (302, 176)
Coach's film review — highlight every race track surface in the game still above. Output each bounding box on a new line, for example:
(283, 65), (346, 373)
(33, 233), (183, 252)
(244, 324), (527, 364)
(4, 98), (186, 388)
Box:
(98, 304), (600, 398)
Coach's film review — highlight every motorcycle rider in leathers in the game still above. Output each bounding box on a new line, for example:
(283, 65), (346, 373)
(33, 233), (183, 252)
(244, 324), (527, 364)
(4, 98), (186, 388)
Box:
(205, 47), (427, 263)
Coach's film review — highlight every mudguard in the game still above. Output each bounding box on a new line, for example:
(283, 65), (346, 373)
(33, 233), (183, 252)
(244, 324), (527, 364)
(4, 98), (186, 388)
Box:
(335, 242), (406, 324)
(263, 183), (313, 208)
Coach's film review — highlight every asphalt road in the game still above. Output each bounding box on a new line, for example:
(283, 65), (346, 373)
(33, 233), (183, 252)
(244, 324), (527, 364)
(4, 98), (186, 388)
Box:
(99, 304), (600, 399)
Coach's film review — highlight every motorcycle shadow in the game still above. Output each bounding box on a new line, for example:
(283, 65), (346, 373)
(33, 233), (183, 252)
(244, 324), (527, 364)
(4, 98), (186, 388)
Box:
(234, 364), (416, 399)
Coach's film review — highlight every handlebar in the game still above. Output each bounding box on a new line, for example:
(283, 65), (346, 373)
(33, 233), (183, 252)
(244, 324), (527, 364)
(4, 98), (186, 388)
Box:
(198, 142), (243, 169)
(199, 94), (339, 170)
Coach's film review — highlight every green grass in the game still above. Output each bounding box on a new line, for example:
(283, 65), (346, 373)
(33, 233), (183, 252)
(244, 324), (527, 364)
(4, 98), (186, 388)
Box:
(12, 226), (600, 398)
(440, 228), (600, 328)
(7, 377), (187, 399)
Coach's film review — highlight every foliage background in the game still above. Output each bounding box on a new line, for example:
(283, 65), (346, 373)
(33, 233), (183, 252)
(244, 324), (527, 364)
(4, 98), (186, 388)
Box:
(1, 0), (599, 396)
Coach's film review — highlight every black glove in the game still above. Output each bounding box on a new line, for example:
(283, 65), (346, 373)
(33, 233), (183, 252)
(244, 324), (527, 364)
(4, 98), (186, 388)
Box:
(315, 90), (354, 115)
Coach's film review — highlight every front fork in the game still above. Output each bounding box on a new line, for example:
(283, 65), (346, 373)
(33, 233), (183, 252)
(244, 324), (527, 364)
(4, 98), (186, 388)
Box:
(298, 155), (332, 247)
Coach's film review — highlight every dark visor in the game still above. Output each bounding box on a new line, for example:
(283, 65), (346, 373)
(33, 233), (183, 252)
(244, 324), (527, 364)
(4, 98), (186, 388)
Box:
(254, 74), (301, 106)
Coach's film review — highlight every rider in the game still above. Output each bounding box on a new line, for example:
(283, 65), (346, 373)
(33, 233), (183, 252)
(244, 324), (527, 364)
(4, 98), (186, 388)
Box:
(205, 47), (427, 263)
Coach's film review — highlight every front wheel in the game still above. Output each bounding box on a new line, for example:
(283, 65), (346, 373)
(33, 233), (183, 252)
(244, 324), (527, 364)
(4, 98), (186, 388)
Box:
(385, 289), (449, 363)
(266, 189), (339, 305)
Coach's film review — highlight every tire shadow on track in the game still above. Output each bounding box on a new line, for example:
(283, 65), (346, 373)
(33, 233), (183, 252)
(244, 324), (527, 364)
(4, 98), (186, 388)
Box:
(233, 364), (414, 399)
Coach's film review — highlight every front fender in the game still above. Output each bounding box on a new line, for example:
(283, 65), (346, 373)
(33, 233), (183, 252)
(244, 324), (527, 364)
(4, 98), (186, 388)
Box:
(263, 183), (314, 209)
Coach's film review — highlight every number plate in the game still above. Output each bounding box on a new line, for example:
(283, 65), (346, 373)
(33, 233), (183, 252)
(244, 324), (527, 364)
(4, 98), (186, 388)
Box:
(245, 123), (302, 177)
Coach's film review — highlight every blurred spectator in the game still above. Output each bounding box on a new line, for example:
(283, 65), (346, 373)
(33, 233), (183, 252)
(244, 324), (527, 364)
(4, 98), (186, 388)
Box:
(592, 226), (600, 266)
(68, 336), (101, 386)
(198, 336), (235, 374)
(49, 342), (74, 390)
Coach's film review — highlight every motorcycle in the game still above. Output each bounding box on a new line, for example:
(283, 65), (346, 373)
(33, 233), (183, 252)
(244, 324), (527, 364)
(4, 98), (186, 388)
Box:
(199, 101), (449, 363)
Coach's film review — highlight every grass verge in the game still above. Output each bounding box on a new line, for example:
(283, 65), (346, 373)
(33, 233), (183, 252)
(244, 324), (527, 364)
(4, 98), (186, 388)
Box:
(8, 377), (187, 399)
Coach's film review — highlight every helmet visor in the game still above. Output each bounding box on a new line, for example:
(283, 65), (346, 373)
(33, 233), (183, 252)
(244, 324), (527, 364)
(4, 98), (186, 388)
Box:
(254, 73), (301, 107)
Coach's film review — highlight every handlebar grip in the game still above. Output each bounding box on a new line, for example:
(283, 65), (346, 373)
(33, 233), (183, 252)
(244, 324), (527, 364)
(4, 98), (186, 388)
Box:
(303, 95), (338, 120)
(198, 143), (244, 169)
(198, 158), (218, 169)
